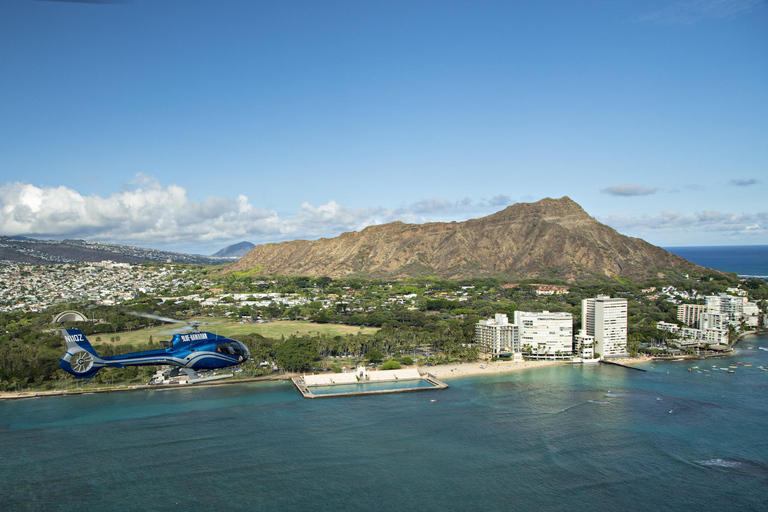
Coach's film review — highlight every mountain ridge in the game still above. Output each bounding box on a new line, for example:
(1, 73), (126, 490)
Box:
(0, 237), (233, 265)
(227, 197), (700, 281)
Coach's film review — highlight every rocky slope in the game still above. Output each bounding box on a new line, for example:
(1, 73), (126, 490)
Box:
(227, 197), (700, 281)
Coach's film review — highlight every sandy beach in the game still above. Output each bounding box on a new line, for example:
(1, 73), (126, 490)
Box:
(421, 360), (565, 379)
(419, 356), (652, 380)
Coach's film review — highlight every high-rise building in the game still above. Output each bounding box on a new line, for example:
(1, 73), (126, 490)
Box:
(513, 310), (573, 358)
(677, 304), (707, 328)
(475, 314), (522, 360)
(705, 294), (745, 322)
(581, 295), (628, 358)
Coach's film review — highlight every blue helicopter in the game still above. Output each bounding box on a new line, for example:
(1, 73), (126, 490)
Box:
(58, 313), (251, 384)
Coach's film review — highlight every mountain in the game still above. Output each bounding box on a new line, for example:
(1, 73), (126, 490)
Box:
(0, 237), (227, 265)
(226, 197), (701, 281)
(211, 241), (256, 259)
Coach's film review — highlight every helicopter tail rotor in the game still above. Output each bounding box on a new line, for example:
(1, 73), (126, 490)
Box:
(58, 329), (104, 379)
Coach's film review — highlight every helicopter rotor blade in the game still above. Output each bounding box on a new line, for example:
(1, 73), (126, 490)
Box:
(159, 325), (195, 335)
(129, 311), (191, 326)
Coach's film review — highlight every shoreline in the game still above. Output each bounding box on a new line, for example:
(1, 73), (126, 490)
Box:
(0, 359), (644, 400)
(736, 329), (767, 344)
(0, 374), (293, 401)
(10, 340), (767, 400)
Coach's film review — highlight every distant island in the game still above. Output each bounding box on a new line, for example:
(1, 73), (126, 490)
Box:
(211, 241), (255, 259)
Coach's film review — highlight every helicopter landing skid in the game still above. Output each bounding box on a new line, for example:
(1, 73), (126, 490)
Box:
(150, 367), (234, 385)
(182, 368), (235, 384)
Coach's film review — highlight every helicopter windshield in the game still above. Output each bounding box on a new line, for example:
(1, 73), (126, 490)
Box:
(216, 342), (245, 356)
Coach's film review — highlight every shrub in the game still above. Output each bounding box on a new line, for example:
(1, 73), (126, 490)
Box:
(380, 360), (402, 370)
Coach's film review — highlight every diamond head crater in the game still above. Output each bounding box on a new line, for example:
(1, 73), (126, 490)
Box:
(227, 196), (699, 281)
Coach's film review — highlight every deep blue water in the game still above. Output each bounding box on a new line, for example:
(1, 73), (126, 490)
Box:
(2, 334), (768, 511)
(665, 245), (768, 278)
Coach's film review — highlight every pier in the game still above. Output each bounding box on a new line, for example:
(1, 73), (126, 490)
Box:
(599, 359), (647, 372)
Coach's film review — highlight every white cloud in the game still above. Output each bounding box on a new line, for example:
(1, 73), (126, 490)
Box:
(0, 177), (517, 252)
(0, 178), (277, 247)
(601, 210), (768, 239)
(3, 178), (764, 252)
(601, 184), (659, 197)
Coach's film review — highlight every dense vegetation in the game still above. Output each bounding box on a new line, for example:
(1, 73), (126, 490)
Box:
(2, 267), (766, 392)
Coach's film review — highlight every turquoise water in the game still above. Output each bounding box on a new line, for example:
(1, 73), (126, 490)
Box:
(310, 378), (436, 395)
(2, 334), (768, 511)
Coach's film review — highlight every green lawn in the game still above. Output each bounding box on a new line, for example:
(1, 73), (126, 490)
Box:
(97, 319), (379, 347)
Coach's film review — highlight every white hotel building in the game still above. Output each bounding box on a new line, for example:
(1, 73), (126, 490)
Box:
(582, 295), (628, 358)
(705, 293), (745, 322)
(514, 310), (573, 359)
(475, 314), (522, 360)
(476, 311), (573, 360)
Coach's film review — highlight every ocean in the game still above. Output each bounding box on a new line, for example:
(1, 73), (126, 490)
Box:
(2, 333), (768, 511)
(665, 245), (768, 278)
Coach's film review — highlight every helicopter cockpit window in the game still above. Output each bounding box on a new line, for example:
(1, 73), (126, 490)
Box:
(216, 342), (243, 356)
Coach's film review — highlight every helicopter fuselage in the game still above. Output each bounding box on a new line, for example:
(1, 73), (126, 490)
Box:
(100, 332), (250, 370)
(59, 329), (250, 379)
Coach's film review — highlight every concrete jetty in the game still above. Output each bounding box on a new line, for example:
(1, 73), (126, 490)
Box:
(599, 359), (647, 372)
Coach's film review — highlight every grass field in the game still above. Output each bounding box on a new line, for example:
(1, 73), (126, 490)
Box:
(97, 319), (379, 347)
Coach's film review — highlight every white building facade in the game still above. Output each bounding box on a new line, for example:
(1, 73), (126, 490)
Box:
(513, 310), (573, 359)
(582, 295), (628, 358)
(475, 314), (522, 360)
(657, 311), (729, 347)
(677, 304), (707, 328)
(743, 302), (761, 327)
(705, 294), (745, 322)
(574, 329), (596, 361)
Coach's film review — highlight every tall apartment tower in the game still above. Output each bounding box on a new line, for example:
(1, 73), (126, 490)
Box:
(705, 294), (745, 322)
(513, 310), (573, 358)
(677, 304), (707, 328)
(581, 295), (628, 358)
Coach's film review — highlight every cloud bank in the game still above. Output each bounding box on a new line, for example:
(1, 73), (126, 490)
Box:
(0, 177), (516, 252)
(601, 210), (767, 239)
(2, 177), (763, 252)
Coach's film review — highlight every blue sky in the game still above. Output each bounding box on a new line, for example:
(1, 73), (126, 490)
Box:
(1, 0), (766, 254)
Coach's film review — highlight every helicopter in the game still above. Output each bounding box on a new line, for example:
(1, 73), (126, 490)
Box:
(58, 313), (251, 384)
